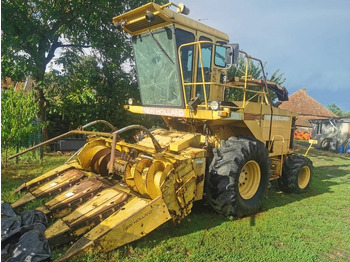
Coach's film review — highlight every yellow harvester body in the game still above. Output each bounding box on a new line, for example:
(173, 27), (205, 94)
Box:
(11, 2), (312, 261)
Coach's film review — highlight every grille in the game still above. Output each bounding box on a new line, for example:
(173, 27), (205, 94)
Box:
(126, 15), (166, 32)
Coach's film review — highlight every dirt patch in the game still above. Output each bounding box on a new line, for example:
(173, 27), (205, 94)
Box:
(323, 248), (350, 260)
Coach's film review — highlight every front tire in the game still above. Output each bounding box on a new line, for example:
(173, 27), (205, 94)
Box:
(278, 154), (313, 193)
(205, 137), (270, 217)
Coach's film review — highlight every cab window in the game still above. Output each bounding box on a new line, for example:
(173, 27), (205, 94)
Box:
(215, 41), (227, 67)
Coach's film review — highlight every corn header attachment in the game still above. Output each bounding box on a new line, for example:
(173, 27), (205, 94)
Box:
(11, 121), (206, 260)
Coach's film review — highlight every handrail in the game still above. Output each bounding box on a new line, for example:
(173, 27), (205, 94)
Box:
(178, 41), (272, 110)
(81, 120), (116, 131)
(239, 50), (271, 104)
(178, 40), (218, 109)
(9, 130), (113, 160)
(239, 51), (274, 147)
(9, 120), (116, 160)
(243, 55), (249, 106)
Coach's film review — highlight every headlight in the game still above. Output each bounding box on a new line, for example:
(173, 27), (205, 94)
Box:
(128, 98), (135, 105)
(210, 101), (220, 110)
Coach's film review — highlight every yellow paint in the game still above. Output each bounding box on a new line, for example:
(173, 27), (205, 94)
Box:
(63, 188), (127, 226)
(113, 3), (228, 40)
(125, 164), (138, 191)
(22, 162), (79, 190)
(298, 166), (311, 189)
(169, 133), (201, 152)
(146, 161), (166, 199)
(11, 192), (35, 209)
(126, 105), (239, 120)
(238, 160), (261, 200)
(133, 158), (152, 195)
(77, 139), (109, 170)
(45, 218), (69, 240)
(304, 139), (318, 156)
(86, 196), (170, 252)
(31, 170), (85, 197)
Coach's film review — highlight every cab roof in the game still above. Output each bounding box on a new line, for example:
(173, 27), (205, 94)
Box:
(113, 2), (229, 41)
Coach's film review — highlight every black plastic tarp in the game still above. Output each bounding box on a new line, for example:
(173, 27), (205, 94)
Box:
(1, 201), (51, 262)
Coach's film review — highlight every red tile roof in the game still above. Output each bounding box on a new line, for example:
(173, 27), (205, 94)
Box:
(279, 89), (336, 127)
(1, 77), (26, 91)
(1, 77), (15, 88)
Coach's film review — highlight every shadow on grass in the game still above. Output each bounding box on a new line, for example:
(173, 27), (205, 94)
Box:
(112, 199), (229, 257)
(263, 164), (349, 211)
(124, 161), (350, 255)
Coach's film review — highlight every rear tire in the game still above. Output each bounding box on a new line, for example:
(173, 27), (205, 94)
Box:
(205, 137), (270, 217)
(278, 154), (313, 193)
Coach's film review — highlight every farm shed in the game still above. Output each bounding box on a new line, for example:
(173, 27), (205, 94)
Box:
(308, 117), (350, 151)
(279, 89), (336, 132)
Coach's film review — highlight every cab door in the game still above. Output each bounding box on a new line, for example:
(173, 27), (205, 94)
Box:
(195, 36), (213, 102)
(175, 28), (195, 104)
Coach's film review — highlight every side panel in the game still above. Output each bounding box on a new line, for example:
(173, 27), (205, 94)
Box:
(57, 197), (171, 261)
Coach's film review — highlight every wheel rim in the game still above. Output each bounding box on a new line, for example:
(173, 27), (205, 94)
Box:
(321, 140), (328, 147)
(238, 160), (261, 200)
(298, 166), (311, 189)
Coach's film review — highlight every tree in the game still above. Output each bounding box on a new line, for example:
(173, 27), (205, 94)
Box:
(226, 55), (286, 102)
(1, 0), (166, 141)
(327, 104), (350, 117)
(1, 88), (43, 166)
(44, 53), (142, 135)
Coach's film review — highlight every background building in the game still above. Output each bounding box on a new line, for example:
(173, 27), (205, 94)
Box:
(279, 89), (336, 132)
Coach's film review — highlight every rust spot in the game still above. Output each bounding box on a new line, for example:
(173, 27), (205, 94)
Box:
(196, 174), (204, 183)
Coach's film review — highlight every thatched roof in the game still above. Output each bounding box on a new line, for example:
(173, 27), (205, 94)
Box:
(280, 89), (336, 127)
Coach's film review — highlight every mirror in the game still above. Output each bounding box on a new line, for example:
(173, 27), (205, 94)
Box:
(225, 43), (239, 65)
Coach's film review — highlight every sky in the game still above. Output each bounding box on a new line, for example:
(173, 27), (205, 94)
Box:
(182, 0), (350, 112)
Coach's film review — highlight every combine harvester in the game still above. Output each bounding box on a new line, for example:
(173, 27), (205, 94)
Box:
(10, 2), (313, 260)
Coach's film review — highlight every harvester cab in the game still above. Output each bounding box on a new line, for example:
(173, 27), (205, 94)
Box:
(114, 1), (235, 108)
(9, 2), (313, 261)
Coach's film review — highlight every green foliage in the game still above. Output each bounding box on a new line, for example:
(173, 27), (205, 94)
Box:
(327, 104), (343, 116)
(1, 88), (42, 148)
(1, 0), (164, 80)
(268, 68), (286, 85)
(45, 54), (129, 132)
(44, 54), (163, 136)
(226, 55), (286, 103)
(1, 88), (43, 165)
(327, 103), (350, 117)
(1, 0), (167, 138)
(228, 55), (286, 85)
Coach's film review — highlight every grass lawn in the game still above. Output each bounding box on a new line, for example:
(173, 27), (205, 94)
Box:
(1, 142), (350, 261)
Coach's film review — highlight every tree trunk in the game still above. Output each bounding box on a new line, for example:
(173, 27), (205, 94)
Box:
(16, 145), (19, 164)
(34, 73), (50, 157)
(5, 145), (8, 168)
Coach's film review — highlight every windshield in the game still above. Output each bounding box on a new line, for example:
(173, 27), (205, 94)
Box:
(132, 27), (183, 107)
